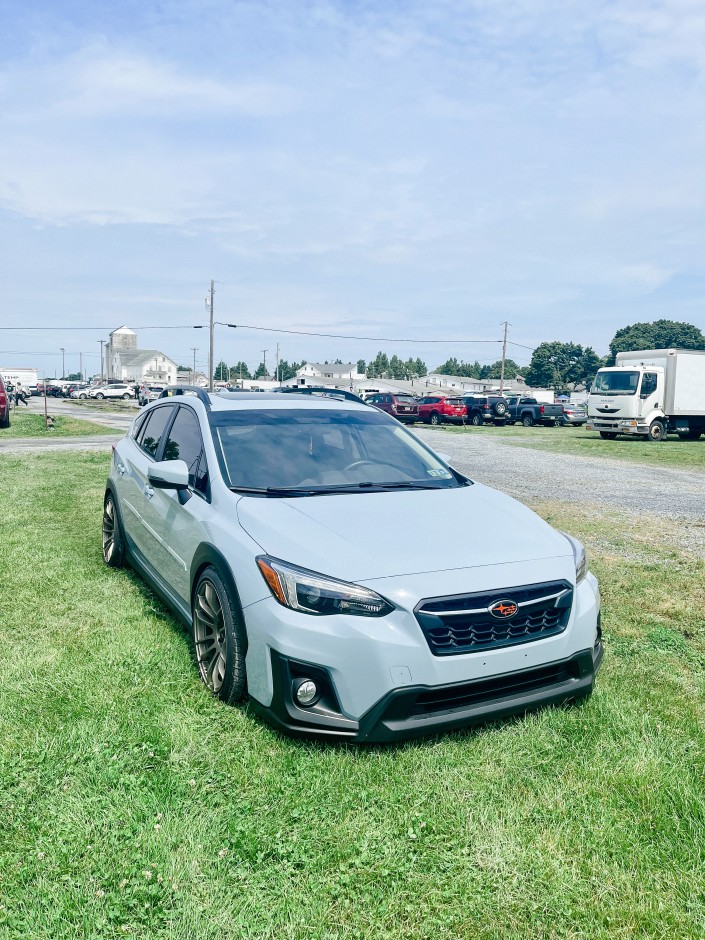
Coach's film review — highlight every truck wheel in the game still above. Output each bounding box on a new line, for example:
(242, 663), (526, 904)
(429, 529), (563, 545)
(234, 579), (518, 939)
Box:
(430, 412), (442, 426)
(647, 420), (666, 442)
(599, 432), (618, 440)
(521, 415), (534, 427)
(470, 413), (483, 426)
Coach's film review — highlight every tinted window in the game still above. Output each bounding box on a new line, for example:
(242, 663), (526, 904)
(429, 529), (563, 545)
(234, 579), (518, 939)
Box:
(211, 409), (460, 492)
(641, 373), (658, 397)
(138, 406), (175, 458)
(162, 406), (208, 494)
(394, 395), (416, 404)
(131, 411), (150, 440)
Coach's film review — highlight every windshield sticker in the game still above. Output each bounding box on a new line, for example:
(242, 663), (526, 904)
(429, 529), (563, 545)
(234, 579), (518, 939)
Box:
(427, 468), (452, 478)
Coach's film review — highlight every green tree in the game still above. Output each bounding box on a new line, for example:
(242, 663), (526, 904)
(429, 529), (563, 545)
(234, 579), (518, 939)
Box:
(176, 364), (191, 372)
(254, 361), (268, 379)
(357, 359), (366, 375)
(214, 360), (229, 381)
(608, 319), (705, 363)
(276, 360), (305, 381)
(480, 359), (521, 380)
(229, 362), (251, 381)
(524, 342), (602, 389)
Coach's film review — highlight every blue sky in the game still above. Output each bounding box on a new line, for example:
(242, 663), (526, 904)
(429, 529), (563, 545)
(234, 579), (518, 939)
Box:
(1, 0), (704, 379)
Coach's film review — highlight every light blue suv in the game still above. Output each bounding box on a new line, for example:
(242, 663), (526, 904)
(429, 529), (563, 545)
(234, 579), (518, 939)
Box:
(103, 387), (602, 742)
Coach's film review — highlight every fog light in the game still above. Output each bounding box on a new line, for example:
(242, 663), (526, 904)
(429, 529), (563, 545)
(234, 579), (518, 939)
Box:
(294, 678), (319, 707)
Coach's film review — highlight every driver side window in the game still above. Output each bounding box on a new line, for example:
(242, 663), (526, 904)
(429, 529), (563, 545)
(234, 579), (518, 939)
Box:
(641, 373), (658, 397)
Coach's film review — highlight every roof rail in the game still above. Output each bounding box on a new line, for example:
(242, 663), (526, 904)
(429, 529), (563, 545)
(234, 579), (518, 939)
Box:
(159, 385), (212, 409)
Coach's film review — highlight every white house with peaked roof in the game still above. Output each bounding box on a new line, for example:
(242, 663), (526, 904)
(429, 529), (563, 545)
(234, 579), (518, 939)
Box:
(105, 326), (177, 385)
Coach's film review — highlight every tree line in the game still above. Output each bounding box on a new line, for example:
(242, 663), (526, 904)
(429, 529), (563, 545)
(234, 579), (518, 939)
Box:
(184, 319), (705, 392)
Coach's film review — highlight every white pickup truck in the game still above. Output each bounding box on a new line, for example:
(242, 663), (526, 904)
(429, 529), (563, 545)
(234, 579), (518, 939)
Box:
(587, 348), (705, 441)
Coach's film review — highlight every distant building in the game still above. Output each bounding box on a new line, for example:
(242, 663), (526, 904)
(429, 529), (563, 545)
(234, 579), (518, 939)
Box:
(105, 326), (177, 385)
(296, 363), (364, 383)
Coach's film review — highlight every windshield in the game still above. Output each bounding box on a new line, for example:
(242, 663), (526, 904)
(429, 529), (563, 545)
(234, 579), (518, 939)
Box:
(590, 370), (639, 396)
(210, 408), (464, 494)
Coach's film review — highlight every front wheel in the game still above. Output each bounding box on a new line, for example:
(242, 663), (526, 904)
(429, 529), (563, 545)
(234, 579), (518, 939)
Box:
(192, 567), (247, 704)
(102, 493), (126, 568)
(647, 420), (666, 442)
(522, 415), (534, 427)
(599, 431), (618, 440)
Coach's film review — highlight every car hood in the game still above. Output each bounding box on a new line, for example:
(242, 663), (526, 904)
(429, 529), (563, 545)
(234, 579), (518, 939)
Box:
(235, 483), (571, 582)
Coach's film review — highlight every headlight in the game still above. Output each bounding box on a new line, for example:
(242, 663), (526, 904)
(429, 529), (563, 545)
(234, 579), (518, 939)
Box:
(256, 556), (394, 617)
(562, 533), (587, 584)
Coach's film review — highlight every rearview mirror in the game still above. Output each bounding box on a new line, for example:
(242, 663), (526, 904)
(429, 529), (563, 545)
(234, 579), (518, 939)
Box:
(148, 460), (189, 490)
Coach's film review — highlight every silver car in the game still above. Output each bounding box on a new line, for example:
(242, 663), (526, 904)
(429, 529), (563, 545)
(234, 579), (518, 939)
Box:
(102, 388), (602, 742)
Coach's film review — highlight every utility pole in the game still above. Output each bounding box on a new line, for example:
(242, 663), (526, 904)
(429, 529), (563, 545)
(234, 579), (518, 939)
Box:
(60, 347), (65, 379)
(275, 343), (280, 385)
(262, 349), (268, 379)
(79, 352), (83, 381)
(191, 347), (198, 385)
(499, 321), (510, 395)
(98, 340), (104, 383)
(208, 279), (215, 391)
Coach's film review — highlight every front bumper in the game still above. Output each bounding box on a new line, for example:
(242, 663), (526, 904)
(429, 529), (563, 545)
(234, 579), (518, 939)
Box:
(586, 418), (647, 435)
(252, 641), (603, 743)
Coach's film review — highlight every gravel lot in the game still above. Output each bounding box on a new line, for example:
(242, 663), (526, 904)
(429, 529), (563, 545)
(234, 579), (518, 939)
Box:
(415, 427), (705, 552)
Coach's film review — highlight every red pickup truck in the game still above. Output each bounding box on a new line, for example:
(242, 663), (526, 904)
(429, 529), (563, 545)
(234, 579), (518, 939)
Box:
(418, 395), (468, 425)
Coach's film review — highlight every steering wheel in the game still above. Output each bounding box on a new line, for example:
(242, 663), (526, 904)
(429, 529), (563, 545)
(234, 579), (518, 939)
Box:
(343, 460), (381, 472)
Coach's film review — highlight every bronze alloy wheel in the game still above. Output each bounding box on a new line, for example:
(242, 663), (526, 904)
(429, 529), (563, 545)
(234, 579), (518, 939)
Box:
(192, 568), (247, 703)
(102, 494), (125, 568)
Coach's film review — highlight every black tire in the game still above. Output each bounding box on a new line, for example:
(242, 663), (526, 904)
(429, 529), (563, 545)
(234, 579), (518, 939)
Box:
(0, 412), (10, 429)
(79, 393), (87, 399)
(599, 431), (618, 440)
(493, 401), (507, 417)
(95, 393), (104, 399)
(192, 567), (247, 704)
(430, 412), (442, 426)
(558, 417), (567, 427)
(521, 414), (534, 427)
(470, 413), (482, 426)
(122, 393), (130, 400)
(647, 420), (666, 442)
(102, 493), (126, 568)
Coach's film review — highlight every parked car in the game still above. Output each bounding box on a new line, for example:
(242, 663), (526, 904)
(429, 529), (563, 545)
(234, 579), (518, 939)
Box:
(139, 385), (168, 406)
(89, 384), (135, 400)
(559, 403), (587, 426)
(103, 388), (602, 742)
(64, 383), (89, 398)
(505, 396), (564, 427)
(0, 375), (10, 428)
(367, 392), (419, 423)
(462, 394), (509, 426)
(70, 387), (92, 399)
(418, 395), (468, 426)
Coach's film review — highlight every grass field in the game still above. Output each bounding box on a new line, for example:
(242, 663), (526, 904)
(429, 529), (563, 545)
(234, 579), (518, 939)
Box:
(1, 409), (119, 438)
(1, 451), (704, 939)
(439, 422), (705, 471)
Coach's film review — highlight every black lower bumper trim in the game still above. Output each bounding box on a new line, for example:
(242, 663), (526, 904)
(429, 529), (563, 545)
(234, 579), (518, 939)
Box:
(252, 643), (603, 743)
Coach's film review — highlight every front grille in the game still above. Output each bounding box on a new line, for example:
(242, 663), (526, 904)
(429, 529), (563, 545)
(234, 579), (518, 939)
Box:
(415, 580), (572, 656)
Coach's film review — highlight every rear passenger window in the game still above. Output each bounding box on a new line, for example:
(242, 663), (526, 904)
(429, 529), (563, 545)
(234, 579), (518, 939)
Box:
(138, 406), (175, 458)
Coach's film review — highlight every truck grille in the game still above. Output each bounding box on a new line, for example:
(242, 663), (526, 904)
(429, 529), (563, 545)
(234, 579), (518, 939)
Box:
(414, 580), (572, 656)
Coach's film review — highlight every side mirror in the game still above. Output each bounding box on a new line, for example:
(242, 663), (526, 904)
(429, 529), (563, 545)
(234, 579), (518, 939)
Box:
(148, 459), (190, 490)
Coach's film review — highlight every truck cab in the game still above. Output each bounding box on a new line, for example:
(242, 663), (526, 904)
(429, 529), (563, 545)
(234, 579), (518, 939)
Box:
(587, 366), (665, 440)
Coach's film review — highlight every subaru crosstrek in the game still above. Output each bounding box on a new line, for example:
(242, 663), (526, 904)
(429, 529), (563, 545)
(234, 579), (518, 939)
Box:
(103, 387), (602, 742)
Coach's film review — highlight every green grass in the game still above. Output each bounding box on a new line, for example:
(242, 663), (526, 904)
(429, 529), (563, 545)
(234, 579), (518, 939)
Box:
(1, 452), (704, 939)
(1, 410), (120, 438)
(437, 422), (705, 471)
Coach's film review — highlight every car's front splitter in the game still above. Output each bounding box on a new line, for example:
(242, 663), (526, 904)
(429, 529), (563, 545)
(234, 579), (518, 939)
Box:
(250, 641), (603, 744)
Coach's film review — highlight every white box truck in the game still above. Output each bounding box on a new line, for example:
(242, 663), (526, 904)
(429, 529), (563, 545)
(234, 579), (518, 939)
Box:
(586, 348), (705, 441)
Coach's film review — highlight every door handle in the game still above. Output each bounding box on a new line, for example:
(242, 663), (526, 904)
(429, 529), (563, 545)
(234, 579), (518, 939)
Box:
(144, 485), (154, 499)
